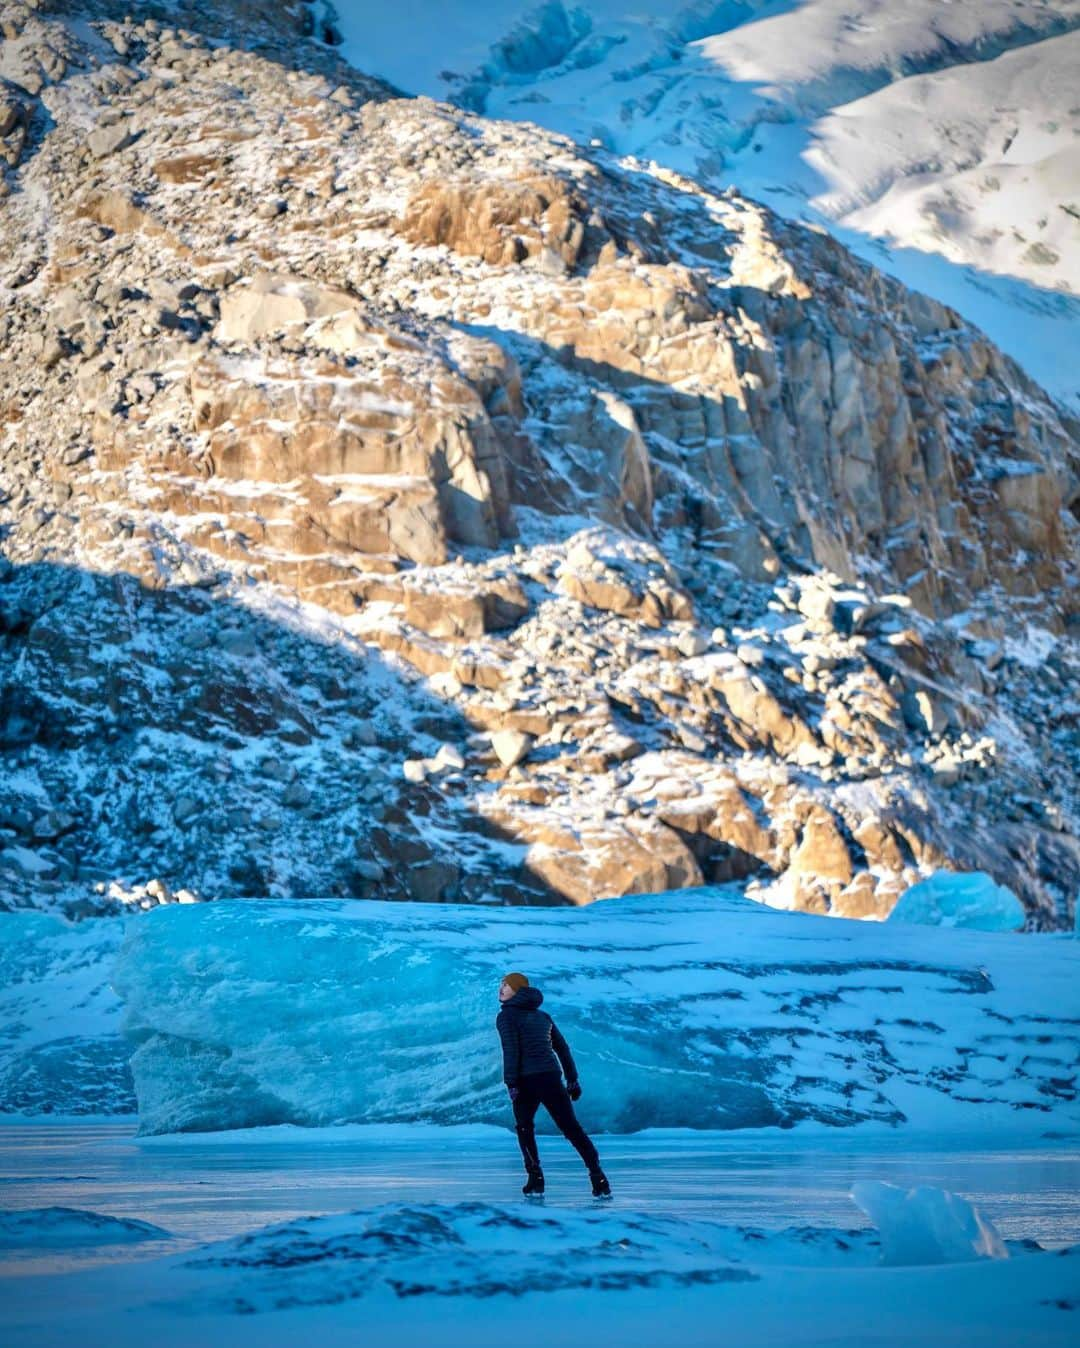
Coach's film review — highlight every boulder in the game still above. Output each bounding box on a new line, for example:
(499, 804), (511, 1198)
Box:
(215, 273), (359, 344)
(491, 729), (533, 768)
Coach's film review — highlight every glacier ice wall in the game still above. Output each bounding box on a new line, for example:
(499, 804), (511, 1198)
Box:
(0, 912), (133, 1116)
(114, 890), (1080, 1136)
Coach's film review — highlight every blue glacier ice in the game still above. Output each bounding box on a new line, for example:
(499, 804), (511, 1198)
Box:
(888, 871), (1026, 932)
(0, 911), (133, 1116)
(113, 889), (1080, 1136)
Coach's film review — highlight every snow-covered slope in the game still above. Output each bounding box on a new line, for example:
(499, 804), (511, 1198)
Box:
(333, 0), (1080, 411)
(106, 891), (1080, 1136)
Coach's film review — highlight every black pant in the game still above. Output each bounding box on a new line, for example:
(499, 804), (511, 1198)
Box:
(512, 1070), (600, 1173)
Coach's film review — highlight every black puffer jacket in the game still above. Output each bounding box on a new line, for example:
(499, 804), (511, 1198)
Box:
(496, 986), (578, 1088)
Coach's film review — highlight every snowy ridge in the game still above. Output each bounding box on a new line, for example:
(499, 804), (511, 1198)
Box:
(1, 4), (1076, 927)
(109, 892), (1080, 1136)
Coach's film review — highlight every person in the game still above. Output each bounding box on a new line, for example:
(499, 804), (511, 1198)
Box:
(496, 971), (611, 1199)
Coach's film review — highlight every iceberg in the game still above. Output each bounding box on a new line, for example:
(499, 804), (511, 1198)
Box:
(851, 1181), (1008, 1266)
(888, 871), (1026, 932)
(113, 889), (1080, 1136)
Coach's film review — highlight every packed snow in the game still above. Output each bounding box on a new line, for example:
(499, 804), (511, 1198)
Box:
(100, 889), (1080, 1136)
(889, 870), (1027, 932)
(334, 0), (1080, 411)
(1, 1125), (1076, 1346)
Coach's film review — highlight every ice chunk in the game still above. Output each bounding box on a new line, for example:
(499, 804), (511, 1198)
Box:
(888, 871), (1025, 932)
(0, 1207), (170, 1249)
(112, 891), (1080, 1136)
(851, 1181), (1008, 1266)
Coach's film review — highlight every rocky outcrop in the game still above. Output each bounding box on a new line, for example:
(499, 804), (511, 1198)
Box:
(0, 1), (1076, 926)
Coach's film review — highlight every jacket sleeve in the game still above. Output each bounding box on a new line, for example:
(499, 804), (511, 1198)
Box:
(550, 1020), (578, 1085)
(496, 1010), (522, 1087)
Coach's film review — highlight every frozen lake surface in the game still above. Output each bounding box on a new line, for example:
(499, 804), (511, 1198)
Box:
(2, 1122), (1078, 1348)
(2, 1120), (1077, 1274)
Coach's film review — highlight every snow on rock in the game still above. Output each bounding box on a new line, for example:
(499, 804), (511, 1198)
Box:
(0, 1206), (170, 1249)
(889, 871), (1027, 933)
(852, 1181), (1008, 1267)
(112, 891), (1080, 1136)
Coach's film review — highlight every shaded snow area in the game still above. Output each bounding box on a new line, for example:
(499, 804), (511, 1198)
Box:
(0, 1206), (169, 1250)
(90, 891), (1080, 1136)
(334, 0), (1080, 411)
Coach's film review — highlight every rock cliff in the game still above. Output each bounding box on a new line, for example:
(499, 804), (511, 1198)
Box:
(0, 0), (1077, 925)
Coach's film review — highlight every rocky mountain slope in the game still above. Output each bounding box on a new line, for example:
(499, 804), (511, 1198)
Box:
(0, 0), (1077, 925)
(335, 0), (1080, 414)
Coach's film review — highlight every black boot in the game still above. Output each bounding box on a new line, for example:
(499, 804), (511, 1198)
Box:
(590, 1169), (611, 1199)
(522, 1168), (545, 1197)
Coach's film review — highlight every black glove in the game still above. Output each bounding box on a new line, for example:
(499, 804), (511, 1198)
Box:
(567, 1080), (582, 1101)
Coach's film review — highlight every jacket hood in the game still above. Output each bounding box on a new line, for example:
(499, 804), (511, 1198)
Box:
(505, 986), (543, 1010)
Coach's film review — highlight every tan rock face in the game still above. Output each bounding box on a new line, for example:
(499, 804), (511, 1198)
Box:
(214, 273), (362, 344)
(86, 307), (522, 592)
(398, 176), (588, 269)
(0, 3), (1075, 925)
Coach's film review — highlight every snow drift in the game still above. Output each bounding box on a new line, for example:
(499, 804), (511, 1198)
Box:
(114, 890), (1080, 1136)
(0, 1207), (170, 1250)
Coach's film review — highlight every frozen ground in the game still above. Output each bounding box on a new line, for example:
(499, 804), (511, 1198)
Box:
(0, 1121), (1077, 1346)
(333, 0), (1080, 412)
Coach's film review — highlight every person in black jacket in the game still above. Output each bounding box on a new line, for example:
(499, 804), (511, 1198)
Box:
(496, 971), (611, 1198)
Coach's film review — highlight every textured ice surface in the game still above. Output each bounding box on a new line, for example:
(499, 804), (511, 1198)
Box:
(851, 1181), (1008, 1266)
(114, 890), (1080, 1136)
(889, 872), (1027, 932)
(0, 1206), (170, 1249)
